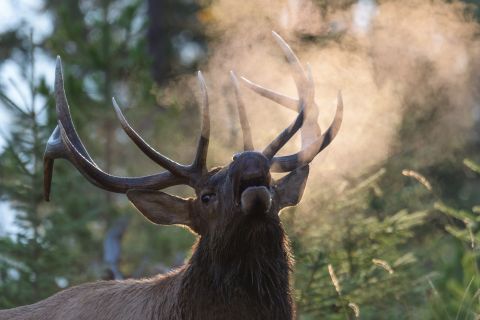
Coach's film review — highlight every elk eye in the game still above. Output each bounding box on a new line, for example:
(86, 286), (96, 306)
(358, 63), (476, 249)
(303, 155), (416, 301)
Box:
(201, 193), (215, 204)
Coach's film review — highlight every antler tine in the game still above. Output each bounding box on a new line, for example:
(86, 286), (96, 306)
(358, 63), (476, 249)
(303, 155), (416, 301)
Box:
(271, 31), (309, 99)
(44, 126), (66, 201)
(240, 76), (298, 111)
(55, 56), (96, 163)
(270, 91), (343, 172)
(111, 98), (189, 177)
(191, 71), (210, 173)
(230, 71), (254, 151)
(303, 64), (321, 145)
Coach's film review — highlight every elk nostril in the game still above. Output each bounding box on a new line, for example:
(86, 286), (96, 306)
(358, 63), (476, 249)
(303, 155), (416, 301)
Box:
(235, 173), (271, 207)
(239, 177), (268, 195)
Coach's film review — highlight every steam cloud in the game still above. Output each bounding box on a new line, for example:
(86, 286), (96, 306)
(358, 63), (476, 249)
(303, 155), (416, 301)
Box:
(174, 0), (479, 203)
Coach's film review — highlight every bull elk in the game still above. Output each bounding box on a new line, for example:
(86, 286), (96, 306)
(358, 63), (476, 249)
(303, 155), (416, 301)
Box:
(0, 32), (343, 320)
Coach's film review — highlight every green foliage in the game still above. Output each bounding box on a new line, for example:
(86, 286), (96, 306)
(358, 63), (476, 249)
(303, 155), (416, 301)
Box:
(0, 42), (99, 307)
(427, 159), (480, 319)
(292, 169), (428, 319)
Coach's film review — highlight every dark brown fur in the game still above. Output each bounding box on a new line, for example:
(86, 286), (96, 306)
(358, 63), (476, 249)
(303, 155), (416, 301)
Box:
(0, 213), (294, 320)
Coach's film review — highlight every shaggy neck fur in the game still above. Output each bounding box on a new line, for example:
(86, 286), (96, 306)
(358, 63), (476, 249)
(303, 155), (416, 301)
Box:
(177, 215), (294, 320)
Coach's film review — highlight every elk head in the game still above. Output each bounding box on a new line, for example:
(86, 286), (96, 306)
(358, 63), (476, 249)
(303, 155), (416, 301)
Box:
(44, 32), (343, 238)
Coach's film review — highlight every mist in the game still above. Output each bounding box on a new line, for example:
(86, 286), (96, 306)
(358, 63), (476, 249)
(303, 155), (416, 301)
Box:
(174, 0), (479, 202)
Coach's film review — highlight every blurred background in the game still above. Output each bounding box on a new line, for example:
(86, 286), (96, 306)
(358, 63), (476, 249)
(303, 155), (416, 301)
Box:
(0, 0), (479, 318)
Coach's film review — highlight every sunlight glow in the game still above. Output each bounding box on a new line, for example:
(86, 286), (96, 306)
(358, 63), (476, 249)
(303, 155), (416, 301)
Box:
(353, 0), (377, 34)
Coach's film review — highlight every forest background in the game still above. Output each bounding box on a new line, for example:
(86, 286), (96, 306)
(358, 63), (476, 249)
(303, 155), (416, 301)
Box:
(0, 0), (480, 319)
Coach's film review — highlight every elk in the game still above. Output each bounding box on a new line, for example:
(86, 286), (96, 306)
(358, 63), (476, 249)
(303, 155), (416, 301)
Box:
(0, 32), (343, 320)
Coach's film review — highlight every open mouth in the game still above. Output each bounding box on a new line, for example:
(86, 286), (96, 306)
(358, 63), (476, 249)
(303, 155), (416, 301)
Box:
(235, 173), (271, 205)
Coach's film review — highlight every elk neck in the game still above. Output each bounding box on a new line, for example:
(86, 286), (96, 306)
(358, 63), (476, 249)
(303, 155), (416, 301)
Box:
(179, 213), (294, 318)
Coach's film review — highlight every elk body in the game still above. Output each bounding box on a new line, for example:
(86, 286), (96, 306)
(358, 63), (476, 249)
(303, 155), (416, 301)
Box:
(0, 32), (343, 320)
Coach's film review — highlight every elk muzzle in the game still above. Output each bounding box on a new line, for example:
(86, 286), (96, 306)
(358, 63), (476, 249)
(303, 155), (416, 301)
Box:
(231, 152), (272, 215)
(240, 186), (272, 215)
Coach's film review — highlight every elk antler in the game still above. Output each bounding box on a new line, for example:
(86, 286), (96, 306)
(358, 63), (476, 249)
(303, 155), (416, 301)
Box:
(230, 71), (254, 151)
(110, 71), (209, 177)
(45, 32), (341, 200)
(240, 31), (343, 172)
(44, 57), (210, 200)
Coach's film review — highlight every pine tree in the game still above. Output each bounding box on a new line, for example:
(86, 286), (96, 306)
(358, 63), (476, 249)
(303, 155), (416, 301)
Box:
(0, 36), (99, 307)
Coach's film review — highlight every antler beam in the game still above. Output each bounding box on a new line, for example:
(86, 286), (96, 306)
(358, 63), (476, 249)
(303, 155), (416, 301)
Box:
(44, 57), (210, 200)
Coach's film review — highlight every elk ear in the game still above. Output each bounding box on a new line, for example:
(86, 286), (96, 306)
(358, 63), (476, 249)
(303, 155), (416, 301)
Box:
(126, 189), (193, 227)
(274, 165), (309, 209)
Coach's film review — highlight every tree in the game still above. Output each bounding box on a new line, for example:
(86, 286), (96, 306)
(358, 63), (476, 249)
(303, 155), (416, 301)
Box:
(0, 36), (99, 307)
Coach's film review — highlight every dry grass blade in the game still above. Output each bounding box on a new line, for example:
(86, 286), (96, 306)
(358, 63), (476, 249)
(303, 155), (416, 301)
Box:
(348, 302), (360, 318)
(328, 264), (342, 294)
(402, 169), (432, 191)
(464, 159), (480, 174)
(372, 258), (394, 274)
